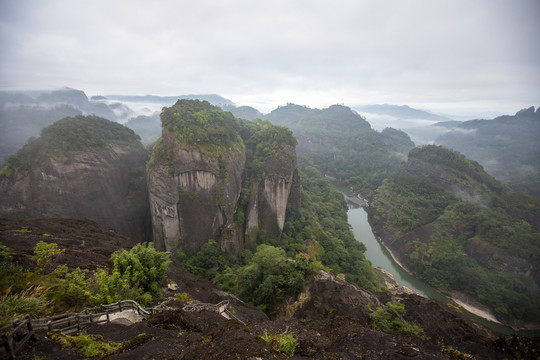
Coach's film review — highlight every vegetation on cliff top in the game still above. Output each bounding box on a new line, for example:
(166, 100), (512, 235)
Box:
(238, 117), (297, 186)
(0, 115), (143, 176)
(233, 118), (298, 224)
(0, 103), (82, 164)
(160, 99), (244, 156)
(370, 145), (540, 324)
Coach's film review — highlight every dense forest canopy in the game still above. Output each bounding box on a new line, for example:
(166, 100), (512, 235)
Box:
(160, 99), (244, 155)
(265, 103), (414, 195)
(370, 145), (540, 324)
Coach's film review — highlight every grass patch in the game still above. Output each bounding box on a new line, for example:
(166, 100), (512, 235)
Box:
(0, 286), (50, 326)
(259, 330), (298, 355)
(49, 330), (120, 357)
(441, 346), (476, 359)
(5, 227), (32, 234)
(48, 330), (155, 357)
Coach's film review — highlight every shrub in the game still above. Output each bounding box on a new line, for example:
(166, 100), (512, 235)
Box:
(277, 333), (298, 355)
(259, 331), (297, 355)
(0, 244), (11, 265)
(32, 241), (65, 269)
(52, 243), (170, 309)
(110, 242), (170, 303)
(175, 292), (192, 302)
(370, 301), (429, 340)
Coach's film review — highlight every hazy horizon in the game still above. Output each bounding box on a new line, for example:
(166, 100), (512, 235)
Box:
(1, 0), (538, 118)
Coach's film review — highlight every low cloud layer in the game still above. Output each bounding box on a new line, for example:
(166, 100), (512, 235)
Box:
(1, 0), (538, 116)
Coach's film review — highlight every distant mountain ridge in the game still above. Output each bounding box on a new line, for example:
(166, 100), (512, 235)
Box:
(264, 103), (415, 194)
(356, 104), (451, 121)
(435, 106), (540, 195)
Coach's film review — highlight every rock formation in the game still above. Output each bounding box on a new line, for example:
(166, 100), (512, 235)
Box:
(245, 143), (300, 240)
(148, 128), (245, 255)
(147, 100), (300, 255)
(0, 115), (150, 243)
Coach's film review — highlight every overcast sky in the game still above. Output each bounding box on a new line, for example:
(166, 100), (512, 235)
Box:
(0, 0), (538, 116)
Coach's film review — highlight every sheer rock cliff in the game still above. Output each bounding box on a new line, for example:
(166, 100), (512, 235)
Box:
(148, 128), (246, 255)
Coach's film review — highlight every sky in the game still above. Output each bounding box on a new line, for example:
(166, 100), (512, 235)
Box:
(0, 0), (539, 116)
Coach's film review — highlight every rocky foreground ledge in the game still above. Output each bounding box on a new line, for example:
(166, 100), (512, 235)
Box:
(2, 218), (539, 359)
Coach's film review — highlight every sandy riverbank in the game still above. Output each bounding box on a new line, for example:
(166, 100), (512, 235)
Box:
(374, 236), (504, 325)
(375, 236), (413, 276)
(451, 292), (501, 324)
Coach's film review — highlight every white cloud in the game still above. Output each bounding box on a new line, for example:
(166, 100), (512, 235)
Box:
(0, 0), (538, 117)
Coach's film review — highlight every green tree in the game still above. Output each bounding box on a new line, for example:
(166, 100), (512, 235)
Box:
(183, 240), (225, 279)
(32, 241), (65, 270)
(110, 243), (170, 301)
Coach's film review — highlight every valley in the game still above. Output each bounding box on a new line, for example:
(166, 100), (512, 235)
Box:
(0, 93), (539, 359)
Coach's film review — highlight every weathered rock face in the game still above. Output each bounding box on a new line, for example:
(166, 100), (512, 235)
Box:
(0, 144), (150, 243)
(148, 131), (301, 255)
(148, 129), (246, 254)
(147, 100), (301, 256)
(246, 144), (300, 240)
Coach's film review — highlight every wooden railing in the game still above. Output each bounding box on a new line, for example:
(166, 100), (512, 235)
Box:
(0, 300), (152, 359)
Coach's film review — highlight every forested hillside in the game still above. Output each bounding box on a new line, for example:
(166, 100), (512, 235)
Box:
(369, 145), (540, 327)
(0, 115), (143, 177)
(436, 106), (540, 195)
(0, 88), (131, 163)
(265, 104), (414, 195)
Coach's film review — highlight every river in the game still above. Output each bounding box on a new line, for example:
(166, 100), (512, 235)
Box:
(338, 186), (538, 336)
(347, 202), (446, 301)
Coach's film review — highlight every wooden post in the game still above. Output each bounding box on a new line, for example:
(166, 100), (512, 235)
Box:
(25, 315), (36, 341)
(12, 319), (22, 343)
(2, 333), (15, 360)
